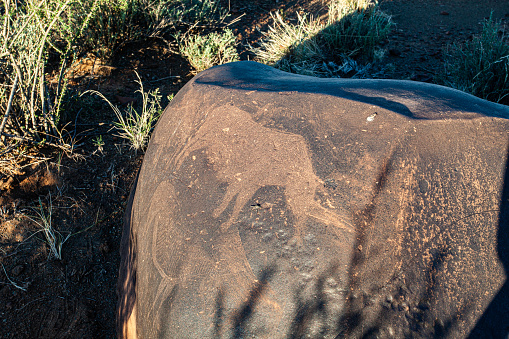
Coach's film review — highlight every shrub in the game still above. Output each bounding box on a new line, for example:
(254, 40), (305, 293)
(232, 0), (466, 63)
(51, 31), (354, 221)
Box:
(146, 0), (227, 34)
(0, 0), (98, 151)
(438, 16), (509, 104)
(179, 29), (239, 73)
(81, 0), (145, 60)
(82, 0), (228, 59)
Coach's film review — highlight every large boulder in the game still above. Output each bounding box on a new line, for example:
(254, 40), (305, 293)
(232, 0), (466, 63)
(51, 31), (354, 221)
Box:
(118, 61), (509, 338)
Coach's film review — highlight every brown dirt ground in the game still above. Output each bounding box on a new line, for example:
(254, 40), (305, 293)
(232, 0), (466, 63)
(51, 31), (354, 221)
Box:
(0, 0), (508, 337)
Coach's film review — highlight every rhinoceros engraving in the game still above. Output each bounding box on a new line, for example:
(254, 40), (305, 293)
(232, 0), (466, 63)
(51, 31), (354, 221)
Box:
(174, 105), (354, 239)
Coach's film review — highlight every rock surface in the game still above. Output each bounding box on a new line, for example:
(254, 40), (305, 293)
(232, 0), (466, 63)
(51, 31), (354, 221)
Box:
(118, 61), (509, 338)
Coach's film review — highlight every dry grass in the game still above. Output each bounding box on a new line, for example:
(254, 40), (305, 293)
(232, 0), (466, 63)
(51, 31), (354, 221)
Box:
(252, 0), (393, 77)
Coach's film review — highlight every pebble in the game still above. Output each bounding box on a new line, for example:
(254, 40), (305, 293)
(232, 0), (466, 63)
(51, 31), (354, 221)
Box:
(411, 74), (433, 83)
(418, 300), (430, 310)
(11, 265), (23, 277)
(389, 49), (402, 57)
(387, 326), (395, 337)
(399, 301), (409, 312)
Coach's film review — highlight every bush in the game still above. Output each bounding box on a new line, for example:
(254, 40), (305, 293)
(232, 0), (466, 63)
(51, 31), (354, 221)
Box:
(252, 0), (393, 78)
(179, 29), (239, 73)
(438, 16), (509, 104)
(83, 0), (228, 59)
(0, 0), (227, 155)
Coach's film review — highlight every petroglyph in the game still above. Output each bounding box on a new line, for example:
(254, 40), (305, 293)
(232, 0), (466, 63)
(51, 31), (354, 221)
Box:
(175, 105), (354, 241)
(120, 62), (509, 339)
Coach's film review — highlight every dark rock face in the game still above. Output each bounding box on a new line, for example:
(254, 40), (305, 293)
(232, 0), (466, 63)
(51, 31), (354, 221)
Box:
(118, 61), (509, 338)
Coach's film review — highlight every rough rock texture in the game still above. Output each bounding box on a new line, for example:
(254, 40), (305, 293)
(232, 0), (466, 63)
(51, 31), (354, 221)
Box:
(118, 61), (509, 338)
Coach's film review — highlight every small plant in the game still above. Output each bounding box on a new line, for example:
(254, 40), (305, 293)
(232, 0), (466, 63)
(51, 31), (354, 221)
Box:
(83, 72), (163, 152)
(438, 16), (509, 104)
(252, 0), (392, 78)
(28, 195), (70, 260)
(179, 29), (239, 73)
(93, 135), (105, 153)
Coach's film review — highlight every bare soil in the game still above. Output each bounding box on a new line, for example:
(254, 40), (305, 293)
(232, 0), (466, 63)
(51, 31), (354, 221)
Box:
(0, 0), (508, 337)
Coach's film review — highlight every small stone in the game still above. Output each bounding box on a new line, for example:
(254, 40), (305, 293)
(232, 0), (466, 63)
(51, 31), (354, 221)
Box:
(387, 326), (395, 337)
(402, 302), (409, 312)
(389, 49), (401, 57)
(418, 300), (430, 310)
(399, 302), (409, 312)
(11, 265), (23, 276)
(411, 74), (433, 83)
(262, 233), (273, 242)
(440, 11), (449, 15)
(99, 242), (110, 255)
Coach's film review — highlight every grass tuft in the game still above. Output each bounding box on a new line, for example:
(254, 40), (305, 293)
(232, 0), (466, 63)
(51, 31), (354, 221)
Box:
(252, 0), (392, 78)
(438, 16), (509, 104)
(83, 72), (164, 153)
(322, 0), (393, 62)
(28, 195), (70, 260)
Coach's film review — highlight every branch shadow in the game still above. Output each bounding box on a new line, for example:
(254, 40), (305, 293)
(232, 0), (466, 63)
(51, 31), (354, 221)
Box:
(206, 134), (509, 338)
(468, 139), (509, 338)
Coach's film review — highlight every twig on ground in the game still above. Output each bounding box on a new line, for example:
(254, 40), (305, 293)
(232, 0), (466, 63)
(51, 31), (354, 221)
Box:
(1, 262), (27, 291)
